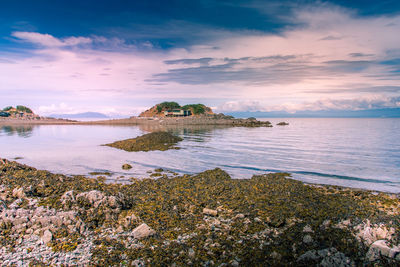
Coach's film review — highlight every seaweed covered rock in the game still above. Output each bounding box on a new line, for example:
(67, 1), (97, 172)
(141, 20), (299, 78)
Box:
(105, 131), (183, 152)
(122, 164), (132, 170)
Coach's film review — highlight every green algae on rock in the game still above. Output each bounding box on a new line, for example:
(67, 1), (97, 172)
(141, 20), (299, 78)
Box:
(88, 171), (112, 176)
(0, 159), (399, 266)
(104, 131), (183, 152)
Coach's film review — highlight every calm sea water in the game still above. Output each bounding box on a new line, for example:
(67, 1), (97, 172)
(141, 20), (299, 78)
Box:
(0, 118), (399, 192)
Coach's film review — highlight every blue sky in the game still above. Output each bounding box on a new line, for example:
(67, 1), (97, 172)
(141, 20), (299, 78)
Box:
(1, 0), (400, 116)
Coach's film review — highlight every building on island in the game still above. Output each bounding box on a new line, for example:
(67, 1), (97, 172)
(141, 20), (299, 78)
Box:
(164, 109), (192, 117)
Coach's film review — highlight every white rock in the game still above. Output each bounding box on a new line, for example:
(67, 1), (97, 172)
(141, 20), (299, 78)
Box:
(203, 208), (218, 216)
(12, 188), (26, 199)
(303, 225), (314, 233)
(131, 223), (156, 239)
(60, 190), (75, 204)
(375, 227), (388, 240)
(77, 190), (104, 205)
(233, 213), (245, 219)
(389, 246), (400, 258)
(42, 230), (53, 244)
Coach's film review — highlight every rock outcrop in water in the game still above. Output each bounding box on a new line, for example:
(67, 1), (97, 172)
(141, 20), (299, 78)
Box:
(104, 131), (183, 152)
(0, 158), (399, 265)
(277, 122), (289, 126)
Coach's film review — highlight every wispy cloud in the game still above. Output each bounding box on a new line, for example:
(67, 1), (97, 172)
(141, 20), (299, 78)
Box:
(12, 32), (92, 47)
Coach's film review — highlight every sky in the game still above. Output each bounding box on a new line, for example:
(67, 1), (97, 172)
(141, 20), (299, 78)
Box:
(1, 0), (400, 116)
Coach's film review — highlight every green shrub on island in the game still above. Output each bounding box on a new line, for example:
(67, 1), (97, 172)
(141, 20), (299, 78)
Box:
(16, 105), (33, 113)
(154, 102), (207, 115)
(2, 105), (33, 114)
(156, 102), (181, 113)
(182, 104), (206, 114)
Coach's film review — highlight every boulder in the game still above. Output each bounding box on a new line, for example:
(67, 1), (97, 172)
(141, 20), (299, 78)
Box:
(77, 190), (105, 205)
(367, 240), (392, 261)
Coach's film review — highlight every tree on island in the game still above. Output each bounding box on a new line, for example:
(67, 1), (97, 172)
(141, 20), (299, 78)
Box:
(155, 102), (208, 115)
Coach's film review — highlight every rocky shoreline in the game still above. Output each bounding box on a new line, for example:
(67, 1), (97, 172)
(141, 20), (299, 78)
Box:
(0, 159), (399, 266)
(1, 115), (274, 128)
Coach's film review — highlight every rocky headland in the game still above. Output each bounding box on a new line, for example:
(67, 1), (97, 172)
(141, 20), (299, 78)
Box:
(0, 159), (399, 266)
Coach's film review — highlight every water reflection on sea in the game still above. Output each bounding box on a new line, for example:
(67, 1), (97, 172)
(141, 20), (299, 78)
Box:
(0, 118), (399, 192)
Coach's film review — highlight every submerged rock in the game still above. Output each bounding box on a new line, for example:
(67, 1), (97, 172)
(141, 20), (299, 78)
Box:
(105, 131), (183, 152)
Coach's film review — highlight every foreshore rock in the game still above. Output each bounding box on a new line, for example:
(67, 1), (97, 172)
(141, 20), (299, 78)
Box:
(0, 159), (399, 266)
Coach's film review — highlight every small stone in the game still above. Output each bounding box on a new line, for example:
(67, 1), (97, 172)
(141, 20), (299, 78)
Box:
(303, 234), (313, 244)
(375, 227), (388, 240)
(271, 251), (282, 260)
(203, 208), (218, 216)
(12, 188), (26, 199)
(342, 219), (351, 226)
(233, 214), (245, 220)
(60, 190), (75, 204)
(188, 248), (195, 258)
(131, 223), (156, 239)
(42, 230), (53, 244)
(322, 220), (331, 228)
(230, 260), (239, 267)
(303, 225), (314, 233)
(122, 164), (132, 170)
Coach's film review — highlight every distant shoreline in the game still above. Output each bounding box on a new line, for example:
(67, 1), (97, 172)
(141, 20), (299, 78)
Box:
(0, 116), (274, 127)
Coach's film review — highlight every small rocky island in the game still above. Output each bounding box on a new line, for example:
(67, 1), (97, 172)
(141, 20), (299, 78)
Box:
(105, 131), (183, 152)
(0, 159), (399, 265)
(122, 102), (273, 127)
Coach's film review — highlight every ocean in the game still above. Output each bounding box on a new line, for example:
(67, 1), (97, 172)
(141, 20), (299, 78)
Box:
(1, 118), (399, 192)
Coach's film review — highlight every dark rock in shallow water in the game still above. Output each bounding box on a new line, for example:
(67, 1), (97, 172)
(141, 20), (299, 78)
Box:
(122, 164), (132, 170)
(277, 122), (289, 126)
(105, 131), (183, 152)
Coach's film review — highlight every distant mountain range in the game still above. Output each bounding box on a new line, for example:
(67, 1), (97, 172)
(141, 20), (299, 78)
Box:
(49, 112), (109, 119)
(225, 108), (400, 118)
